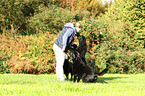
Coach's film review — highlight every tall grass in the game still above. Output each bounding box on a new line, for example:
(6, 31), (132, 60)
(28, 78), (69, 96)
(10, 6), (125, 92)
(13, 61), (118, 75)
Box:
(0, 74), (145, 96)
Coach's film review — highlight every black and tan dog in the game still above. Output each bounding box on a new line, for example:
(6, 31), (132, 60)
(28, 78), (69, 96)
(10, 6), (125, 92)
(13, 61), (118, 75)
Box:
(70, 33), (108, 83)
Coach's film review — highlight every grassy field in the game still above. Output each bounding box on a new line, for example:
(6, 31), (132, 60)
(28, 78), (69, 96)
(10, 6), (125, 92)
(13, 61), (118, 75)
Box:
(0, 74), (145, 96)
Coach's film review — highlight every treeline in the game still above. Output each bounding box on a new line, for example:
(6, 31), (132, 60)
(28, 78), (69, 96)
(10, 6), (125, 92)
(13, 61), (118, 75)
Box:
(0, 0), (110, 35)
(0, 0), (145, 74)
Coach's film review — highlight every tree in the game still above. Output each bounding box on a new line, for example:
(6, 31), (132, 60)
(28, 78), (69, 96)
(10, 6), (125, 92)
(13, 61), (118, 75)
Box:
(99, 0), (145, 48)
(0, 0), (49, 35)
(49, 0), (77, 11)
(50, 0), (109, 17)
(76, 0), (108, 17)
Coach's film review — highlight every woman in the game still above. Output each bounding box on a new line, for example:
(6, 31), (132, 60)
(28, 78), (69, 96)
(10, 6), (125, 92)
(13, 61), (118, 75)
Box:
(53, 22), (82, 81)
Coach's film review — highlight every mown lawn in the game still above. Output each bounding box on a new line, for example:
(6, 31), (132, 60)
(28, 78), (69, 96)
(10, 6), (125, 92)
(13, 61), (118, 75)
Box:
(0, 74), (145, 96)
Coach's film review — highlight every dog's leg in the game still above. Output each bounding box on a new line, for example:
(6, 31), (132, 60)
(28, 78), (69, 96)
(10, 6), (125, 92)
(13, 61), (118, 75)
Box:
(66, 73), (69, 80)
(70, 72), (73, 79)
(82, 78), (87, 83)
(77, 78), (81, 82)
(74, 75), (77, 82)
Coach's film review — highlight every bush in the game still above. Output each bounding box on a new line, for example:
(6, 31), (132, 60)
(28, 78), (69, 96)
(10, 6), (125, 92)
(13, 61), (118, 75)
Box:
(28, 5), (76, 34)
(0, 32), (57, 74)
(80, 17), (145, 74)
(87, 0), (145, 73)
(97, 42), (145, 74)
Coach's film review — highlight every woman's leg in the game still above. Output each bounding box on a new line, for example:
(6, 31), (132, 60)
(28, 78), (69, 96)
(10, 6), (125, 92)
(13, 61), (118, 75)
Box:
(53, 44), (65, 81)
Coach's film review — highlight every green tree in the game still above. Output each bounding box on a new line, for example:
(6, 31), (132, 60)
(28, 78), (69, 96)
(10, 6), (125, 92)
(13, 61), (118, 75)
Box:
(28, 5), (76, 34)
(99, 0), (145, 48)
(0, 0), (25, 34)
(0, 0), (50, 35)
(96, 0), (145, 73)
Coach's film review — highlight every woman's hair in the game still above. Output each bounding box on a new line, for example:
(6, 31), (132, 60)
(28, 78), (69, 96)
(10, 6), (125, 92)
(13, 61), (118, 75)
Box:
(72, 22), (83, 28)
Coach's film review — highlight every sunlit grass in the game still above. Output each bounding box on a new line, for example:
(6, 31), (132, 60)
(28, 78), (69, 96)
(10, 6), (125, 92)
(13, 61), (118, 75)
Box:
(0, 74), (145, 96)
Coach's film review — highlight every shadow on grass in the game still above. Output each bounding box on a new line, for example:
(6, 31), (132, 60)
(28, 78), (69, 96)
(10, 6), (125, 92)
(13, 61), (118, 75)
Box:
(97, 76), (128, 83)
(66, 76), (128, 83)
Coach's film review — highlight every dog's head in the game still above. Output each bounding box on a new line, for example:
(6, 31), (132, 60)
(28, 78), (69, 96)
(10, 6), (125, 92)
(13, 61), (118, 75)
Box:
(82, 74), (98, 83)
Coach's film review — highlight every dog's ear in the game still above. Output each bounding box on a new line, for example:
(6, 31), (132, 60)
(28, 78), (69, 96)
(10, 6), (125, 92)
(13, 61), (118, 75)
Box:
(91, 59), (95, 68)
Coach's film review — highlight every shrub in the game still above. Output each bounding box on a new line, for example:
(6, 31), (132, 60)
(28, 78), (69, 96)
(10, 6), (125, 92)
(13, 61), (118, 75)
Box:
(80, 17), (145, 73)
(0, 32), (56, 74)
(28, 5), (76, 34)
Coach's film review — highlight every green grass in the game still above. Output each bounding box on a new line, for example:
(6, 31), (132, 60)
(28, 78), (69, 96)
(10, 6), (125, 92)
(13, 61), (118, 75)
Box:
(0, 74), (145, 96)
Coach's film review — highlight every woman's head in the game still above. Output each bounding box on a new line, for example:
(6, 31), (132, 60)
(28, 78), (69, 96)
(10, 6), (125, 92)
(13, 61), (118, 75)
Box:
(73, 22), (83, 32)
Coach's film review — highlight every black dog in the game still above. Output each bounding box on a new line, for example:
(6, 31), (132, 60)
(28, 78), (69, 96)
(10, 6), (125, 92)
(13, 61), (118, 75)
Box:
(70, 33), (108, 83)
(63, 56), (73, 80)
(73, 33), (87, 63)
(70, 49), (108, 83)
(63, 33), (85, 80)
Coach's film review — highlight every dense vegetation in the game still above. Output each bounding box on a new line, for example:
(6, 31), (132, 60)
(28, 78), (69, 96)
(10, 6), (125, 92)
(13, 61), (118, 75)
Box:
(0, 0), (145, 74)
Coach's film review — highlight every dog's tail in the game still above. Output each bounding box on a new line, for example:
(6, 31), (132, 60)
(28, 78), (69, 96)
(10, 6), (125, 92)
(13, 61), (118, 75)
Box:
(91, 59), (95, 68)
(95, 64), (109, 76)
(97, 68), (108, 76)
